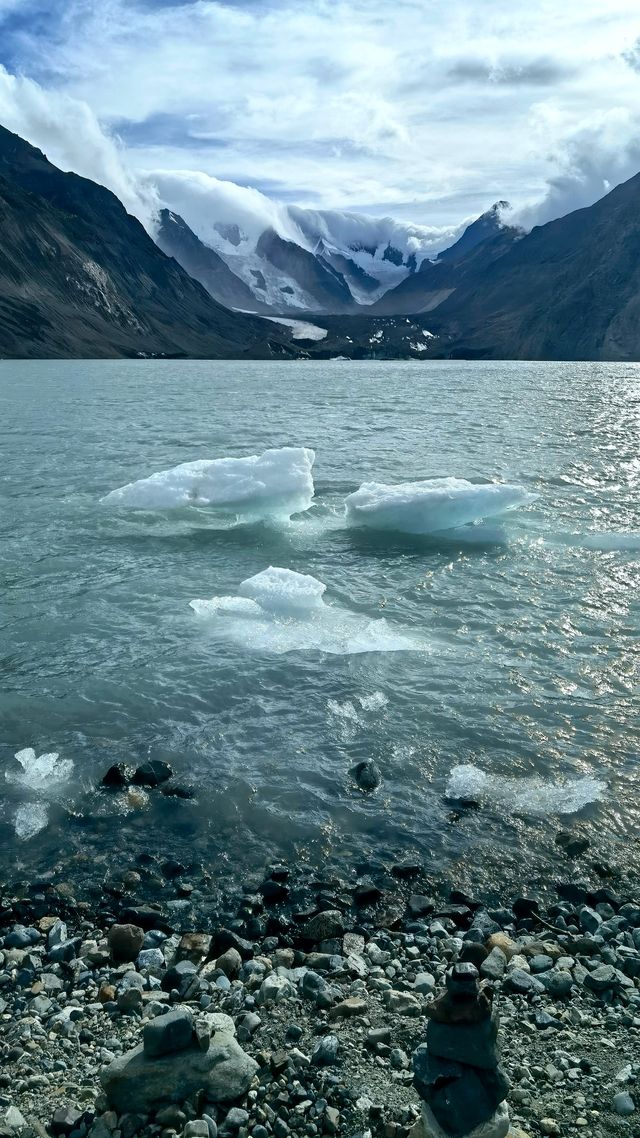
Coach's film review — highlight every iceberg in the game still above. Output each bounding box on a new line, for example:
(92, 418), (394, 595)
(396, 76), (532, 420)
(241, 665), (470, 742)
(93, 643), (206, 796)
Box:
(345, 477), (537, 535)
(5, 747), (74, 840)
(101, 446), (315, 521)
(446, 764), (604, 816)
(190, 567), (421, 655)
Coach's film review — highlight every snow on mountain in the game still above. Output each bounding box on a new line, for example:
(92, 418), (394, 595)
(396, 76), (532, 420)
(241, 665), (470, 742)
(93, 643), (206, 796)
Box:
(152, 169), (462, 313)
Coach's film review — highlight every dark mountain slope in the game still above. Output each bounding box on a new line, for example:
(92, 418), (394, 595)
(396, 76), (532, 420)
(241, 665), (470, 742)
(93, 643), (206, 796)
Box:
(156, 209), (269, 313)
(0, 124), (294, 359)
(369, 204), (520, 315)
(434, 172), (640, 360)
(256, 228), (355, 312)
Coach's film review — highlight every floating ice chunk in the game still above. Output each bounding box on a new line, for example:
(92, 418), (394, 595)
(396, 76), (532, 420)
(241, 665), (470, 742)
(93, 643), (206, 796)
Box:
(5, 748), (74, 841)
(238, 567), (326, 615)
(190, 568), (421, 655)
(446, 763), (604, 816)
(6, 748), (74, 791)
(345, 477), (537, 535)
(14, 802), (50, 841)
(101, 446), (315, 520)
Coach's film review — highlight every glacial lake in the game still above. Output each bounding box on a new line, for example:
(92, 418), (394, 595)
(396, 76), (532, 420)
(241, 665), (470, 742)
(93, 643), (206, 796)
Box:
(0, 360), (638, 896)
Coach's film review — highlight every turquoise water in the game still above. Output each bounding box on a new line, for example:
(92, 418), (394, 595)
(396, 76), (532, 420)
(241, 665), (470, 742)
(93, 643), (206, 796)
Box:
(1, 360), (639, 890)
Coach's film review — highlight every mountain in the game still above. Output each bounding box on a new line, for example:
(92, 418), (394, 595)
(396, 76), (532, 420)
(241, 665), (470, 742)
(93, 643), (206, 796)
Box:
(156, 208), (269, 313)
(0, 124), (296, 359)
(369, 202), (521, 315)
(431, 172), (640, 360)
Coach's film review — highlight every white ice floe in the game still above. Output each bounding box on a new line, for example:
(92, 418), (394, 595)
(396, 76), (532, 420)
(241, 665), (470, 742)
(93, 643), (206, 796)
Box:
(445, 763), (604, 816)
(100, 446), (315, 520)
(345, 477), (537, 535)
(5, 748), (74, 840)
(190, 567), (421, 655)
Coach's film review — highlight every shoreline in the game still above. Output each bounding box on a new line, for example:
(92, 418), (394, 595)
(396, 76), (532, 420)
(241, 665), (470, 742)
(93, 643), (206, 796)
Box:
(1, 854), (639, 1138)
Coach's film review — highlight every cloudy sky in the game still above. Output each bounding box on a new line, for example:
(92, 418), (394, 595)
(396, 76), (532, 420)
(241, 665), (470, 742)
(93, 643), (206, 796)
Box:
(1, 0), (640, 242)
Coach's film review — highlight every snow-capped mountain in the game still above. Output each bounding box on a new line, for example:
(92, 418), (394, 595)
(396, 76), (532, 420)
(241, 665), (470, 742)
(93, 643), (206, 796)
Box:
(152, 171), (461, 314)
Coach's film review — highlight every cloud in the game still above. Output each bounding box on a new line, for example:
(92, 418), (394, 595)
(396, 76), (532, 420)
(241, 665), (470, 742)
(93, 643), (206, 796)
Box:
(513, 106), (640, 228)
(0, 65), (158, 226)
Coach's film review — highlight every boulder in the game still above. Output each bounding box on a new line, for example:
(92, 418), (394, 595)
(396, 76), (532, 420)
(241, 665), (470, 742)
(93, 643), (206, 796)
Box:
(143, 1007), (194, 1057)
(303, 910), (345, 942)
(108, 924), (145, 963)
(101, 1032), (258, 1114)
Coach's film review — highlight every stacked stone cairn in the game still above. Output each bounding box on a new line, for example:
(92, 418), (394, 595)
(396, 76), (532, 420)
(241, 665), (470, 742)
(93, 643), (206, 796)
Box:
(413, 963), (510, 1138)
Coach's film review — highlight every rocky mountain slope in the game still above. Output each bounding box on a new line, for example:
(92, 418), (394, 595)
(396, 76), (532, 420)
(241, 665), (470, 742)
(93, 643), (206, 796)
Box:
(369, 203), (521, 316)
(0, 125), (295, 359)
(430, 173), (640, 360)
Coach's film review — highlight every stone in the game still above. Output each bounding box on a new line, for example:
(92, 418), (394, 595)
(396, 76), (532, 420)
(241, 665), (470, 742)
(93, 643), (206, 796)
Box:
(384, 989), (421, 1015)
(216, 948), (242, 979)
(101, 1033), (258, 1113)
(257, 974), (294, 1005)
(303, 910), (344, 942)
(415, 973), (436, 994)
(414, 1047), (509, 1137)
(132, 759), (173, 786)
(579, 907), (602, 934)
(528, 954), (553, 973)
(177, 932), (212, 962)
(51, 1107), (83, 1135)
(328, 996), (368, 1019)
(108, 924), (145, 963)
(480, 948), (506, 980)
(426, 1013), (500, 1069)
(143, 1007), (194, 1057)
(420, 1101), (509, 1138)
(162, 959), (198, 993)
(613, 1092), (635, 1116)
(350, 761), (381, 791)
(312, 1035), (339, 1065)
(503, 969), (544, 996)
(584, 964), (617, 992)
(538, 1123), (560, 1137)
(408, 895), (436, 918)
(539, 971), (573, 999)
(101, 763), (134, 788)
(137, 947), (165, 971)
(184, 1124), (210, 1138)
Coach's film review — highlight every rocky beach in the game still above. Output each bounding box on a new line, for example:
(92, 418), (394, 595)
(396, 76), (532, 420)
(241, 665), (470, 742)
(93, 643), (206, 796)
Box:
(1, 839), (640, 1138)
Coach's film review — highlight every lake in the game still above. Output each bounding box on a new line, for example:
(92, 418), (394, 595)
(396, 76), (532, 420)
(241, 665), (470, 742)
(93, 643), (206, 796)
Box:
(1, 359), (638, 896)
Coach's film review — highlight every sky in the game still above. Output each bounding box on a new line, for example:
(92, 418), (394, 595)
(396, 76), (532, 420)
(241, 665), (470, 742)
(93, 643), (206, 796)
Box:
(1, 0), (640, 246)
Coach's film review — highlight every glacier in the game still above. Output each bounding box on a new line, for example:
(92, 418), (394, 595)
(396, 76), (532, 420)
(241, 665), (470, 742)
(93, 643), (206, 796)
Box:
(190, 566), (421, 655)
(101, 446), (315, 520)
(345, 477), (537, 535)
(5, 747), (74, 840)
(446, 764), (604, 816)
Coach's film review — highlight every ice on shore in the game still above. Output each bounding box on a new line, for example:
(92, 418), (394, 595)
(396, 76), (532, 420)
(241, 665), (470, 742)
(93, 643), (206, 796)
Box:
(5, 747), (74, 840)
(101, 446), (315, 520)
(190, 567), (420, 655)
(345, 477), (537, 535)
(446, 763), (604, 816)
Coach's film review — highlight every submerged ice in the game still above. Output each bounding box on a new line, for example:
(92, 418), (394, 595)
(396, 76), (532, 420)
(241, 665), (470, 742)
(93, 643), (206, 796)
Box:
(345, 477), (537, 535)
(190, 566), (421, 655)
(5, 748), (74, 840)
(101, 446), (315, 520)
(446, 763), (604, 816)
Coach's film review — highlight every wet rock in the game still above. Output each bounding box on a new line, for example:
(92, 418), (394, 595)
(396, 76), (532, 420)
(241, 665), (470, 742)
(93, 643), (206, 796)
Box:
(350, 761), (381, 791)
(408, 895), (435, 918)
(143, 1007), (194, 1057)
(132, 760), (173, 787)
(101, 764), (134, 789)
(555, 830), (590, 857)
(107, 923), (145, 963)
(303, 910), (344, 943)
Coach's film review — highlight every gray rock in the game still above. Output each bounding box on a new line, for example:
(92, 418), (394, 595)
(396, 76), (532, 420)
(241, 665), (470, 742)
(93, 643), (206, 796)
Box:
(137, 948), (165, 971)
(383, 989), (421, 1015)
(426, 1014), (500, 1070)
(312, 1035), (339, 1065)
(540, 971), (573, 999)
(613, 1092), (635, 1116)
(579, 907), (602, 934)
(504, 969), (544, 995)
(143, 1007), (194, 1057)
(184, 1124), (210, 1138)
(584, 964), (617, 992)
(529, 954), (554, 973)
(415, 972), (436, 994)
(480, 948), (506, 980)
(216, 947), (242, 979)
(101, 1033), (258, 1113)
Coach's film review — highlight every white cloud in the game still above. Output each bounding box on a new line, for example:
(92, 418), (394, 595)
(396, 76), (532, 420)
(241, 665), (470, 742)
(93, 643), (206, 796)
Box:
(0, 65), (158, 226)
(2, 0), (640, 233)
